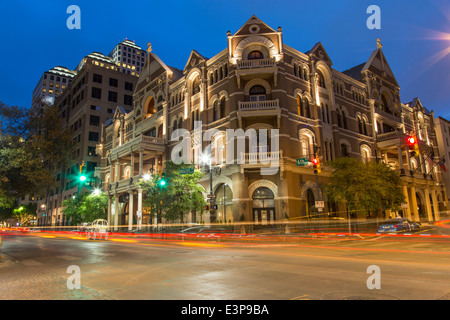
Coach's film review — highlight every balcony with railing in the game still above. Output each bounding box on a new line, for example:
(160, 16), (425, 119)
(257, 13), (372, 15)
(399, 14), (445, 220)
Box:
(238, 99), (279, 112)
(240, 150), (282, 164)
(110, 134), (165, 158)
(236, 58), (276, 69)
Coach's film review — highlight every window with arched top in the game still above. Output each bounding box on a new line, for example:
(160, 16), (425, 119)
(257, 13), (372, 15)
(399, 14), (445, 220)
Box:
(248, 50), (264, 60)
(341, 144), (349, 157)
(213, 101), (219, 122)
(317, 71), (326, 88)
(249, 85), (266, 102)
(192, 75), (200, 95)
(220, 97), (226, 118)
(381, 94), (391, 114)
(297, 96), (311, 118)
(361, 145), (371, 163)
(144, 97), (156, 118)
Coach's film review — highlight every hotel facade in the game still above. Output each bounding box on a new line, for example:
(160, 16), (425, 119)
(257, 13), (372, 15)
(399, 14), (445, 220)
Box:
(97, 16), (447, 230)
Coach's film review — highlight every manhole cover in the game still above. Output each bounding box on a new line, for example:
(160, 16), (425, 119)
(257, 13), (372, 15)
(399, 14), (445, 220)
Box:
(321, 291), (399, 300)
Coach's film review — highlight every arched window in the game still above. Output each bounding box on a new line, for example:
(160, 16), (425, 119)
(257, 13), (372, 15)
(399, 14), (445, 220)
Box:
(249, 85), (266, 101)
(361, 146), (371, 163)
(248, 50), (264, 60)
(213, 101), (219, 122)
(215, 183), (233, 223)
(297, 96), (302, 116)
(317, 71), (326, 88)
(220, 97), (226, 118)
(358, 116), (363, 134)
(341, 144), (349, 157)
(381, 94), (391, 114)
(362, 118), (368, 135)
(192, 75), (200, 95)
(144, 97), (156, 118)
(303, 99), (311, 119)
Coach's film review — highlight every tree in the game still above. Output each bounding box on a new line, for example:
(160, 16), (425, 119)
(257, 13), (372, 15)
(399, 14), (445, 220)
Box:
(12, 204), (37, 226)
(325, 157), (405, 219)
(0, 101), (71, 208)
(61, 192), (108, 225)
(138, 161), (206, 223)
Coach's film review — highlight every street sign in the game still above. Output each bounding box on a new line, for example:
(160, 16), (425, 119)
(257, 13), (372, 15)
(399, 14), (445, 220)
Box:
(296, 158), (308, 166)
(315, 201), (325, 208)
(179, 167), (194, 174)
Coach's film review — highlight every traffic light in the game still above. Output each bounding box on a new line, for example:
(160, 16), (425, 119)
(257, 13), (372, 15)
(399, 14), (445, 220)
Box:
(407, 135), (420, 157)
(158, 172), (167, 188)
(312, 155), (321, 174)
(79, 161), (87, 182)
(205, 205), (209, 211)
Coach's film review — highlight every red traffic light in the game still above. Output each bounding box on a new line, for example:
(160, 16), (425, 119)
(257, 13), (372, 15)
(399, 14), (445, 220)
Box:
(312, 157), (319, 165)
(407, 136), (416, 145)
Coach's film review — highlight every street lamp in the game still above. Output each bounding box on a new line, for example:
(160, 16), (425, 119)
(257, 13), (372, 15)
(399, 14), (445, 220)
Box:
(201, 153), (215, 223)
(143, 172), (151, 181)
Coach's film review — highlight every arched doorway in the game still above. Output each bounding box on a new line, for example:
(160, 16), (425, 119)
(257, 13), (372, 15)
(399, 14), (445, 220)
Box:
(306, 189), (315, 218)
(215, 183), (233, 223)
(252, 187), (275, 224)
(416, 192), (426, 220)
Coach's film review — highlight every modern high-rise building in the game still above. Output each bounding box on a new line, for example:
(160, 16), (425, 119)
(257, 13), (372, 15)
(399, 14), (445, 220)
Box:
(108, 39), (148, 76)
(19, 66), (77, 211)
(97, 16), (447, 231)
(36, 41), (146, 226)
(31, 66), (77, 112)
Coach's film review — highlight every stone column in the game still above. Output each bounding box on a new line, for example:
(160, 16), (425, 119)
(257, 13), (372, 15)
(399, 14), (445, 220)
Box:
(431, 189), (440, 221)
(402, 186), (412, 220)
(398, 146), (405, 175)
(139, 150), (143, 176)
(128, 190), (134, 231)
(409, 186), (419, 222)
(107, 196), (112, 225)
(137, 188), (143, 230)
(424, 189), (433, 222)
(114, 195), (119, 231)
(130, 151), (134, 178)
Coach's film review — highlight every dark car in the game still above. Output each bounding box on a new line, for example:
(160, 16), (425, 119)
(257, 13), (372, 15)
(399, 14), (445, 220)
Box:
(377, 218), (420, 233)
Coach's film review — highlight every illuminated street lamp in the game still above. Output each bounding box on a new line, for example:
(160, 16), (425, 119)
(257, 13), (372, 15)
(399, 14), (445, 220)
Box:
(201, 153), (216, 223)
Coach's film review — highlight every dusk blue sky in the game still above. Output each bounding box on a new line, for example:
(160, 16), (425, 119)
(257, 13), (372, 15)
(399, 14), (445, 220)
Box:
(1, 0), (450, 118)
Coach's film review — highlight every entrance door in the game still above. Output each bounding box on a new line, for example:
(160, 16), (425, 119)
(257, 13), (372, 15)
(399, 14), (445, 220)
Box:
(252, 187), (275, 224)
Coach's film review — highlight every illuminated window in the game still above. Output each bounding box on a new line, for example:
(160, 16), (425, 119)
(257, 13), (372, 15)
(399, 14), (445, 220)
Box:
(248, 51), (264, 60)
(249, 85), (266, 101)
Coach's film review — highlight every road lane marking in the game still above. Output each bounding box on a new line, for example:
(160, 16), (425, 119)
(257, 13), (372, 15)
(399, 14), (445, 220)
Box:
(176, 242), (228, 248)
(290, 294), (309, 300)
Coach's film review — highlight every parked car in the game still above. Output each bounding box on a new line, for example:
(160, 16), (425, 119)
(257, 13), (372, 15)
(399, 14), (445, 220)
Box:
(79, 223), (91, 232)
(377, 218), (421, 233)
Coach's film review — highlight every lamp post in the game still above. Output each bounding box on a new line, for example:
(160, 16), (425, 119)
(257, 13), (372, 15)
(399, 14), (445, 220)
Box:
(201, 153), (215, 223)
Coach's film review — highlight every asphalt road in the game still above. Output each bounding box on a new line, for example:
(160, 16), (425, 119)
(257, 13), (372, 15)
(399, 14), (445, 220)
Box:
(1, 227), (450, 301)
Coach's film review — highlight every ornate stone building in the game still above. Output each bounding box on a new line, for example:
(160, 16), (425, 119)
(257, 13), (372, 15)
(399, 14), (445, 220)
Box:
(97, 16), (447, 230)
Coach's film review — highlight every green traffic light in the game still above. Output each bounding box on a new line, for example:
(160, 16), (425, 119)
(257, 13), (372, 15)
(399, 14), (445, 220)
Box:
(79, 175), (87, 182)
(160, 180), (166, 186)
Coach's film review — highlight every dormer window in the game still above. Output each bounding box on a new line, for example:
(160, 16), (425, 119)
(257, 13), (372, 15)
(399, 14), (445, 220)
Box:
(248, 51), (264, 60)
